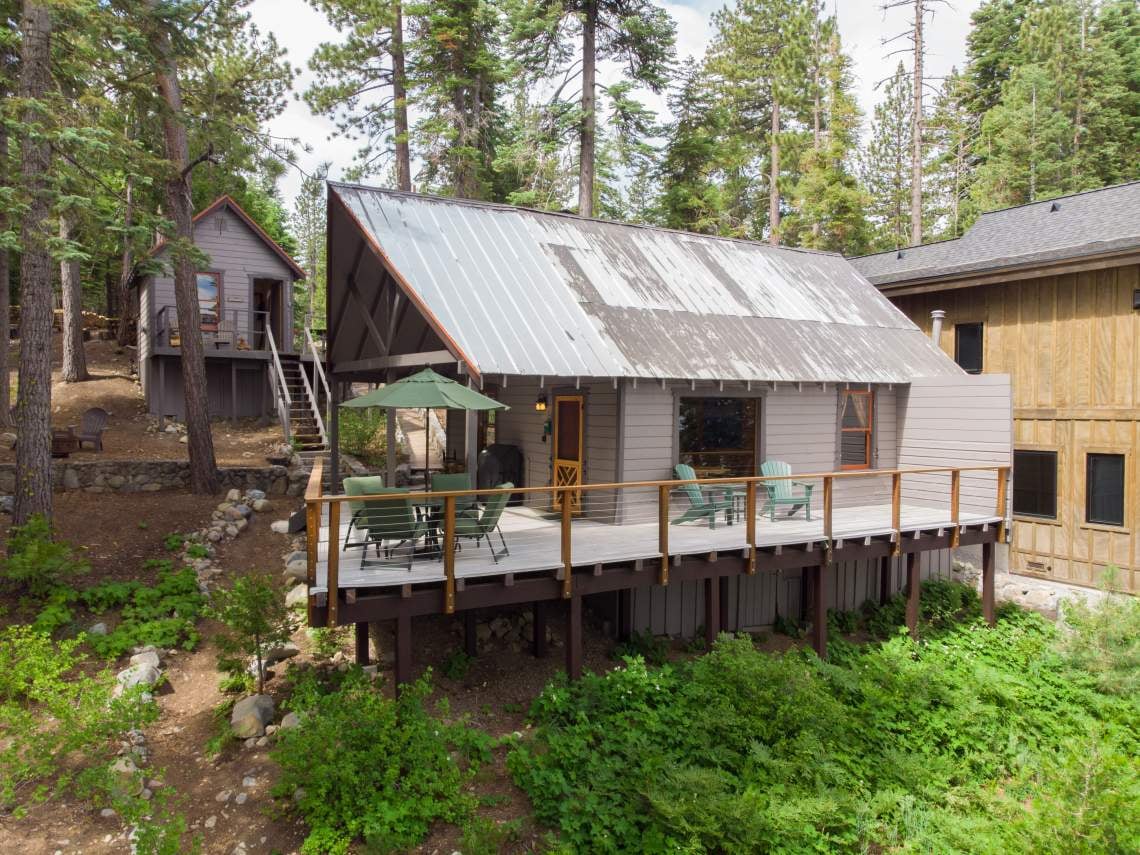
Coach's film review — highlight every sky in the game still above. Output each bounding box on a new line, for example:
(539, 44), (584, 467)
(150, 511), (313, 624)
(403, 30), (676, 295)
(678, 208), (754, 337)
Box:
(249, 0), (983, 202)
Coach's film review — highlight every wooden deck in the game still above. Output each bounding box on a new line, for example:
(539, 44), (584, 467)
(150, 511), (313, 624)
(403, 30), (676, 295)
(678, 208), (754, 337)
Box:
(311, 502), (1002, 594)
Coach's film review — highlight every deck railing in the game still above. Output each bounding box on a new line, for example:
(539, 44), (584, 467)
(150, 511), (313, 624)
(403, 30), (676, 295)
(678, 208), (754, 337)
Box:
(304, 464), (1010, 626)
(155, 305), (277, 352)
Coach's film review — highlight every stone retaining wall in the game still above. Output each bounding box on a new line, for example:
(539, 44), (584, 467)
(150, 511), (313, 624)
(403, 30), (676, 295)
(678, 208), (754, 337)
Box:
(0, 460), (308, 496)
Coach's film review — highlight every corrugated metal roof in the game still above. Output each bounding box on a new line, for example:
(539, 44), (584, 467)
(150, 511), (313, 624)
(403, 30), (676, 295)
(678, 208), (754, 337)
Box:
(331, 183), (960, 384)
(851, 180), (1140, 286)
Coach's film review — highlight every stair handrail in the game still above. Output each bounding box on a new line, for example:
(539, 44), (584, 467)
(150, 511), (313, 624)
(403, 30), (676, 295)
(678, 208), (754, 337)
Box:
(297, 360), (328, 447)
(303, 327), (330, 416)
(265, 322), (292, 440)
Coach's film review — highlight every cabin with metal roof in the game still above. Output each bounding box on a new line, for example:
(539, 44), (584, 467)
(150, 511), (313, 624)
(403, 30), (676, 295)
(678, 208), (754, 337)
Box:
(311, 184), (1012, 683)
(851, 181), (1140, 595)
(136, 196), (327, 452)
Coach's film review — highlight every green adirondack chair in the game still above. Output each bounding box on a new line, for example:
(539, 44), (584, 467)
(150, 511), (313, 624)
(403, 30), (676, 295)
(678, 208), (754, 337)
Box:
(760, 460), (813, 521)
(430, 472), (478, 514)
(671, 463), (734, 528)
(454, 483), (513, 562)
(342, 475), (386, 550)
(352, 486), (427, 571)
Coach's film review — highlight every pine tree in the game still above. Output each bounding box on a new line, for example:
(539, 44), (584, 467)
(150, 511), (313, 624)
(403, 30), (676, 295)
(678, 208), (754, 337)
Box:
(707, 0), (813, 244)
(292, 164), (329, 333)
(507, 0), (675, 217)
(925, 68), (978, 239)
(862, 62), (913, 252)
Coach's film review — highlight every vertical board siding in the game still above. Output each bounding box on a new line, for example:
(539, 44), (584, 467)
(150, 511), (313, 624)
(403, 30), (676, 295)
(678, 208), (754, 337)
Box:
(893, 272), (1137, 592)
(149, 358), (267, 420)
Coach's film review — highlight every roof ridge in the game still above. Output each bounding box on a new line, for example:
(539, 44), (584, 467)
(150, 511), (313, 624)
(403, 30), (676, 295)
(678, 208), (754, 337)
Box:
(975, 178), (1140, 218)
(327, 181), (842, 258)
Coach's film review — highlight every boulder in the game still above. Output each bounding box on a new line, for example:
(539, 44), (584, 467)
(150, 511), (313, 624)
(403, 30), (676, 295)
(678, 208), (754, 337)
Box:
(270, 519), (290, 534)
(117, 662), (161, 691)
(279, 711), (301, 730)
(224, 506), (246, 521)
(285, 585), (308, 609)
(226, 488), (242, 502)
(252, 498), (271, 512)
(263, 641), (300, 665)
(109, 756), (143, 797)
(247, 489), (267, 501)
(88, 622), (108, 636)
(283, 558), (308, 582)
(230, 694), (274, 738)
(62, 468), (81, 490)
(129, 650), (162, 670)
(0, 432), (16, 450)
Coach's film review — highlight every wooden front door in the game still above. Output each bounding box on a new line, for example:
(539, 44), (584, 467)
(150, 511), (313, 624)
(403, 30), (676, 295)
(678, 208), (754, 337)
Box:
(552, 394), (584, 513)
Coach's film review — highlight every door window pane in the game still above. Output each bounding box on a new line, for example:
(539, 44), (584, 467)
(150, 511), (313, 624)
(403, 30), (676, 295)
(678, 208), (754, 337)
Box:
(955, 323), (983, 373)
(197, 273), (220, 330)
(555, 398), (581, 461)
(1086, 453), (1125, 527)
(678, 397), (757, 477)
(840, 391), (874, 469)
(1013, 450), (1057, 518)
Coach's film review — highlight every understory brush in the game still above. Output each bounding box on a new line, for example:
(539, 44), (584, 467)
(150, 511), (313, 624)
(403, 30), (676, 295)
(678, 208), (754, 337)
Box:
(510, 582), (1139, 854)
(272, 667), (493, 854)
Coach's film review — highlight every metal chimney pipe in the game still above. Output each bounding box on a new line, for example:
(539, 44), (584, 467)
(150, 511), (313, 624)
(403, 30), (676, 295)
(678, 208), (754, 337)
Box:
(930, 309), (946, 344)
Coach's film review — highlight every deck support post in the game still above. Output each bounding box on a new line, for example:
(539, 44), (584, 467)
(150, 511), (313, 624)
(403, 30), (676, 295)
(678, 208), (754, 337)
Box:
(879, 555), (892, 606)
(616, 589), (632, 641)
(811, 562), (828, 659)
(719, 577), (730, 634)
(905, 552), (921, 638)
(533, 601), (548, 658)
(982, 541), (996, 626)
(394, 609), (413, 691)
(464, 610), (478, 657)
(354, 622), (369, 665)
(704, 576), (720, 648)
(566, 593), (582, 679)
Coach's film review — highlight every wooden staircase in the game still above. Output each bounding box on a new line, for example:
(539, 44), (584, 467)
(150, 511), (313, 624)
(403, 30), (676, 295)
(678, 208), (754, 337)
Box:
(280, 354), (326, 452)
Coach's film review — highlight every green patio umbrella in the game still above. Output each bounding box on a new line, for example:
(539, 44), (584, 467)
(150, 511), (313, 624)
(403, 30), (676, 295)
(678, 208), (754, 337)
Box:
(340, 367), (507, 489)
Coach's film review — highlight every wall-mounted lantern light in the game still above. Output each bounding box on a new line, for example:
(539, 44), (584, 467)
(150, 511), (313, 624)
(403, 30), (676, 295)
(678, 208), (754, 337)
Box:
(535, 393), (548, 412)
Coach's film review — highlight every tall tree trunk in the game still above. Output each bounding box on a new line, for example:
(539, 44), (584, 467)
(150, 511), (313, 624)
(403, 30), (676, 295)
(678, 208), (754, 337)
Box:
(0, 78), (13, 430)
(578, 1), (597, 217)
(811, 8), (821, 239)
(909, 0), (924, 246)
(60, 215), (88, 382)
(115, 173), (136, 346)
(392, 1), (411, 192)
(769, 97), (780, 246)
(149, 6), (219, 494)
(14, 2), (54, 526)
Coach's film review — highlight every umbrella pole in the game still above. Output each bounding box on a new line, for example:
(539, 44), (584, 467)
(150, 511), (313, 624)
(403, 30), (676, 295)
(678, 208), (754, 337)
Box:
(425, 407), (430, 492)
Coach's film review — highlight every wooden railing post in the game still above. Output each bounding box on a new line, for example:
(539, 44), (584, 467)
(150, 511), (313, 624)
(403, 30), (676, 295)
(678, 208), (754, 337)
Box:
(891, 472), (902, 556)
(327, 501), (340, 626)
(560, 488), (573, 598)
(658, 484), (670, 585)
(995, 466), (1009, 542)
(950, 469), (961, 547)
(443, 495), (457, 614)
(745, 480), (757, 574)
(822, 475), (834, 549)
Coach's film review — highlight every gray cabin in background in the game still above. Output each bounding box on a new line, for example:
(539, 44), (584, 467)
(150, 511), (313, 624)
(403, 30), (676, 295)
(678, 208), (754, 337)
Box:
(136, 196), (327, 450)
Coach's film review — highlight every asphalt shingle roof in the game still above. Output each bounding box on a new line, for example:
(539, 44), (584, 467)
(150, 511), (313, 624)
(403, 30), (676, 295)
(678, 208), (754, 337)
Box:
(850, 181), (1140, 286)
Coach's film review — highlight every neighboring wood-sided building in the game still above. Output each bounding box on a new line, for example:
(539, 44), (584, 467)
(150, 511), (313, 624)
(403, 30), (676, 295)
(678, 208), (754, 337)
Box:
(135, 196), (327, 449)
(313, 184), (1012, 681)
(851, 181), (1140, 594)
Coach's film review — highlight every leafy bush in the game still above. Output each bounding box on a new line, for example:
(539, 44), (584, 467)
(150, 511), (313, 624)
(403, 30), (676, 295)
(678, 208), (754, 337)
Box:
(1059, 588), (1140, 696)
(307, 626), (347, 660)
(510, 600), (1140, 854)
(0, 515), (89, 597)
(210, 573), (295, 694)
(0, 626), (156, 814)
(442, 649), (473, 681)
(185, 543), (210, 560)
(337, 408), (387, 464)
(84, 563), (206, 659)
(272, 668), (491, 854)
(612, 629), (670, 665)
(163, 533), (185, 552)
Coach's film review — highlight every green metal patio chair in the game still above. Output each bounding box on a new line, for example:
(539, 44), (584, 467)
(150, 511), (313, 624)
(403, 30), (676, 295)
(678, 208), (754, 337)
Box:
(760, 460), (813, 521)
(453, 483), (513, 562)
(353, 486), (427, 571)
(430, 472), (478, 514)
(342, 475), (386, 550)
(670, 463), (734, 528)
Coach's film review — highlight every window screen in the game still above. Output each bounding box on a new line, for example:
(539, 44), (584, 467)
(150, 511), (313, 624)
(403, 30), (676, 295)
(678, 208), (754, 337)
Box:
(954, 323), (983, 373)
(1013, 450), (1057, 518)
(839, 391), (873, 469)
(1086, 453), (1125, 527)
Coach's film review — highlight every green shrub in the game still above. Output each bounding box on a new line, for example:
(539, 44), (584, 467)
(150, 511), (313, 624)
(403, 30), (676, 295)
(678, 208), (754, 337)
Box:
(1, 515), (89, 597)
(337, 408), (387, 464)
(442, 649), (473, 681)
(272, 669), (490, 854)
(1059, 587), (1140, 696)
(612, 629), (670, 665)
(510, 602), (1140, 854)
(0, 625), (156, 814)
(307, 626), (347, 660)
(163, 533), (185, 552)
(209, 574), (296, 694)
(85, 563), (205, 659)
(185, 543), (210, 560)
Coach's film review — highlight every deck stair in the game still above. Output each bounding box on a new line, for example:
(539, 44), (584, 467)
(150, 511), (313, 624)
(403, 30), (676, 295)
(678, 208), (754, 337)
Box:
(267, 325), (330, 454)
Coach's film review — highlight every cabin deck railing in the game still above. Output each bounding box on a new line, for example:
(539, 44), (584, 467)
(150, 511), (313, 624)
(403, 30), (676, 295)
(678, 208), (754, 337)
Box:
(304, 464), (1011, 627)
(155, 305), (281, 353)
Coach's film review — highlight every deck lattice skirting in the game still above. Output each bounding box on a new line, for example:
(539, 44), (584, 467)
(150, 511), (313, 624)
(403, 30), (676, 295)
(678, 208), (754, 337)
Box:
(302, 460), (1009, 684)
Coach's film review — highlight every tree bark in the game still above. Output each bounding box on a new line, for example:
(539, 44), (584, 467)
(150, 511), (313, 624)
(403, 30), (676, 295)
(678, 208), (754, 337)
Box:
(910, 0), (924, 246)
(392, 1), (411, 192)
(0, 76), (13, 430)
(60, 215), (89, 382)
(149, 5), (219, 494)
(769, 97), (780, 246)
(115, 172), (136, 346)
(14, 2), (54, 526)
(577, 1), (597, 217)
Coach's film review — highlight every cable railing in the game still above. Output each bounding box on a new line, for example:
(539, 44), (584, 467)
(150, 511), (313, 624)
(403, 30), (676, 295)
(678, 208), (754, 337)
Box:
(264, 321), (291, 441)
(303, 463), (1010, 626)
(155, 305), (282, 352)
